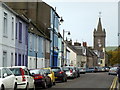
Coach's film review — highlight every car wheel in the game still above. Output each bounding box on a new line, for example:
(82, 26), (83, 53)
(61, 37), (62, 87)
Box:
(48, 80), (53, 88)
(42, 81), (47, 89)
(14, 83), (17, 90)
(1, 85), (4, 90)
(25, 83), (29, 90)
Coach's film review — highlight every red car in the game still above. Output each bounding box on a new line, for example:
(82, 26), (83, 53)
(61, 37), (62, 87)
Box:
(30, 69), (52, 89)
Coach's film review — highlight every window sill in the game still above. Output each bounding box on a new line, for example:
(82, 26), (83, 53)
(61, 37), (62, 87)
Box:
(19, 40), (22, 43)
(3, 35), (8, 38)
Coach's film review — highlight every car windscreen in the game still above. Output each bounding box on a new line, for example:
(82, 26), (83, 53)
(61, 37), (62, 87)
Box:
(43, 69), (50, 74)
(30, 69), (43, 75)
(79, 68), (84, 70)
(9, 68), (21, 76)
(62, 67), (70, 71)
(51, 67), (61, 72)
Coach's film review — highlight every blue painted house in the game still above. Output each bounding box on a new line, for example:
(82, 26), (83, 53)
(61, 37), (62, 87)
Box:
(15, 15), (29, 66)
(50, 8), (61, 67)
(28, 21), (50, 69)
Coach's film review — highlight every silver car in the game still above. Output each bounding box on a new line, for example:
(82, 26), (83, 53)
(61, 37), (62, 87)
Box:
(62, 66), (77, 78)
(78, 67), (86, 74)
(108, 67), (118, 75)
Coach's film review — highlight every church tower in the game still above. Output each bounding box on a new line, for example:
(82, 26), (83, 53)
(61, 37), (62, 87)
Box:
(93, 15), (106, 52)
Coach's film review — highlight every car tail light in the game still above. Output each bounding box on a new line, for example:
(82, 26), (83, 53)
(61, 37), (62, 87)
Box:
(70, 70), (73, 73)
(59, 71), (64, 74)
(20, 68), (26, 81)
(34, 76), (43, 80)
(22, 76), (26, 81)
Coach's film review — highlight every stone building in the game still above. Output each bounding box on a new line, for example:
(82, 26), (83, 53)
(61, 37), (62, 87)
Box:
(93, 16), (107, 66)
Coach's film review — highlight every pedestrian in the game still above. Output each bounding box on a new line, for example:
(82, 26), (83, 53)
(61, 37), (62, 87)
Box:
(117, 65), (120, 83)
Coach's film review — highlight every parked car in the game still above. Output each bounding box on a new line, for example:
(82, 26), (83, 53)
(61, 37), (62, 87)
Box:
(8, 66), (35, 90)
(62, 66), (77, 78)
(104, 67), (110, 72)
(86, 67), (95, 73)
(108, 67), (118, 75)
(30, 69), (52, 89)
(51, 67), (67, 82)
(78, 67), (86, 74)
(0, 67), (17, 90)
(42, 67), (55, 85)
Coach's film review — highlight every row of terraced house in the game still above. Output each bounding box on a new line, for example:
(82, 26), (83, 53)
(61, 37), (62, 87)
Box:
(0, 1), (107, 69)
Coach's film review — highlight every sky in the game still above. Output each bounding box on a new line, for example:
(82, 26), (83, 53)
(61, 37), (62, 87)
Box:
(44, 0), (118, 47)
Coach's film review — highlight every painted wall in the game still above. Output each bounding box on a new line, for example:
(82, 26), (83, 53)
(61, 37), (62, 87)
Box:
(28, 33), (45, 69)
(67, 46), (77, 66)
(15, 17), (28, 66)
(0, 3), (16, 67)
(58, 37), (62, 67)
(50, 9), (60, 67)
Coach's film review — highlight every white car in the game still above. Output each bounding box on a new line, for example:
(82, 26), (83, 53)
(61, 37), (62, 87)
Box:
(0, 67), (17, 90)
(108, 67), (118, 75)
(9, 66), (35, 89)
(78, 67), (86, 74)
(62, 66), (78, 78)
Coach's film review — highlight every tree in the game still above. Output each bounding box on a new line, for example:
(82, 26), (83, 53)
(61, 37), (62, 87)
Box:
(107, 47), (120, 66)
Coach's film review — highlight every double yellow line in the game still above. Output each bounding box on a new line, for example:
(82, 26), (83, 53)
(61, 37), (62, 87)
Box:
(109, 76), (118, 90)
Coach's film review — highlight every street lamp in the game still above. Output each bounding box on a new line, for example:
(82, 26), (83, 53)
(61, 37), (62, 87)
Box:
(34, 36), (38, 69)
(52, 8), (64, 66)
(62, 29), (70, 66)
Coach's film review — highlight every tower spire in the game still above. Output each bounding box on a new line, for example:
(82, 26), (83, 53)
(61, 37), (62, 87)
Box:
(97, 12), (102, 31)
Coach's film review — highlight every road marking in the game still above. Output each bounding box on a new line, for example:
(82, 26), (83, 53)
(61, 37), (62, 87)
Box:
(109, 76), (118, 90)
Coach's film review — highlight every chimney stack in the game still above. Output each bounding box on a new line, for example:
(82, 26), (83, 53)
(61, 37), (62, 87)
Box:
(83, 42), (87, 47)
(74, 42), (81, 46)
(67, 39), (72, 45)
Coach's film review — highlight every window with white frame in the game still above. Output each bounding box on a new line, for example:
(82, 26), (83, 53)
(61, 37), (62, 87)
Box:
(16, 23), (17, 39)
(29, 34), (32, 51)
(19, 22), (22, 42)
(3, 51), (7, 67)
(34, 35), (37, 52)
(3, 12), (7, 37)
(11, 17), (14, 40)
(46, 40), (50, 53)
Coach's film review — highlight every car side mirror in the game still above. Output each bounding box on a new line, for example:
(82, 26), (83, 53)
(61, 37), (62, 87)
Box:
(3, 73), (7, 78)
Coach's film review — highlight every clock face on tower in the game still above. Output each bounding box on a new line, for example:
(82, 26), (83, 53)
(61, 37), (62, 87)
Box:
(97, 39), (102, 47)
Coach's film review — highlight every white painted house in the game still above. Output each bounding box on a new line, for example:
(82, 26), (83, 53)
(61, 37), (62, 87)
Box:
(0, 2), (16, 67)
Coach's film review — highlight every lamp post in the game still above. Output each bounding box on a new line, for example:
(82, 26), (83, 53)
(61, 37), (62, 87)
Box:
(52, 8), (64, 67)
(34, 36), (38, 69)
(62, 29), (70, 66)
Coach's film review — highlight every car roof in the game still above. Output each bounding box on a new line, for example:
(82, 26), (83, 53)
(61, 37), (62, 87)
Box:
(42, 67), (51, 69)
(0, 67), (8, 69)
(10, 66), (27, 69)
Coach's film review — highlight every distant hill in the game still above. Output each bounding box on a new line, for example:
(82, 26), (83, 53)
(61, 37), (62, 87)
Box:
(106, 46), (117, 52)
